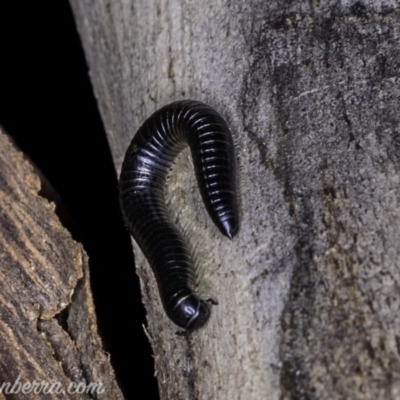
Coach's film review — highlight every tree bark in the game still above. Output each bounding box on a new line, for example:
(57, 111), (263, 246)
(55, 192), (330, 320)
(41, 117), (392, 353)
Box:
(70, 1), (400, 399)
(0, 130), (123, 399)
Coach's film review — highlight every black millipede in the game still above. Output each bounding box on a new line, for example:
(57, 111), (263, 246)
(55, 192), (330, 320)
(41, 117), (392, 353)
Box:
(119, 100), (239, 330)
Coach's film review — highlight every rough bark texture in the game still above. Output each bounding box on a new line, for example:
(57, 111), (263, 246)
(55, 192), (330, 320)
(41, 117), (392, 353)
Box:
(0, 130), (123, 399)
(70, 1), (400, 399)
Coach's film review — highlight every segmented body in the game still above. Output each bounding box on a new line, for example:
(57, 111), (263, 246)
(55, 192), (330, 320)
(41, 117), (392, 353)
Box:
(119, 100), (239, 329)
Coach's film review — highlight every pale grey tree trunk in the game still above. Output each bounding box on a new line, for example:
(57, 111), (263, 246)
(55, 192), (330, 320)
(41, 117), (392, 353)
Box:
(70, 1), (400, 399)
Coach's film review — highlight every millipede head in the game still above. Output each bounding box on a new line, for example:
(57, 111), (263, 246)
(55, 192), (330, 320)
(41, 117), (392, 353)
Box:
(169, 294), (211, 330)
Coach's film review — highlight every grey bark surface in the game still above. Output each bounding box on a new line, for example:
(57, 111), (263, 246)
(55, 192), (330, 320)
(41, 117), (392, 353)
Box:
(70, 1), (400, 399)
(0, 130), (123, 399)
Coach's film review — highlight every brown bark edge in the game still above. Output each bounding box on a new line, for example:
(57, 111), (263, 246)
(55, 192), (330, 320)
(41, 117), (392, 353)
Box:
(0, 129), (123, 400)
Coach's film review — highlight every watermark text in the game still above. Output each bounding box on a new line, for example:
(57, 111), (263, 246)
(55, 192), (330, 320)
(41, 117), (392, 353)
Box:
(0, 375), (105, 395)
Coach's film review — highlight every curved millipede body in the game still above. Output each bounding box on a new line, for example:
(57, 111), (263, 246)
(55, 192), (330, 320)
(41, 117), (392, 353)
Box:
(119, 100), (239, 330)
